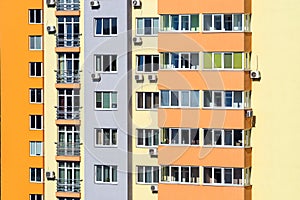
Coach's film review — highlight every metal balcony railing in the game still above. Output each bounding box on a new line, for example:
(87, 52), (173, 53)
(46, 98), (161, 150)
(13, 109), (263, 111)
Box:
(56, 34), (80, 47)
(56, 70), (80, 84)
(57, 179), (81, 192)
(56, 142), (80, 156)
(57, 1), (80, 11)
(56, 106), (80, 120)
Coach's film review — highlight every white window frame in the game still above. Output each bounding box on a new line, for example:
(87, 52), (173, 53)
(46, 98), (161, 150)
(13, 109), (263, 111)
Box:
(29, 62), (43, 77)
(95, 91), (118, 110)
(30, 194), (43, 200)
(160, 90), (200, 108)
(94, 18), (118, 36)
(95, 128), (118, 147)
(160, 166), (200, 184)
(136, 55), (159, 73)
(136, 129), (159, 147)
(203, 167), (250, 186)
(160, 128), (200, 146)
(29, 9), (42, 24)
(161, 52), (200, 70)
(94, 54), (118, 73)
(94, 165), (118, 184)
(30, 141), (43, 156)
(30, 168), (43, 183)
(136, 92), (159, 110)
(160, 14), (200, 32)
(29, 88), (43, 103)
(203, 14), (245, 32)
(136, 18), (159, 36)
(203, 91), (247, 109)
(29, 36), (42, 50)
(136, 166), (159, 184)
(30, 115), (43, 130)
(203, 129), (251, 148)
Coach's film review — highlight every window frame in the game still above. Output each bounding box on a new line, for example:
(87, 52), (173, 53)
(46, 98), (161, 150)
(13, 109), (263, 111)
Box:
(136, 166), (159, 184)
(30, 141), (43, 156)
(94, 165), (118, 184)
(203, 91), (248, 109)
(136, 55), (159, 73)
(203, 14), (245, 32)
(29, 36), (42, 50)
(30, 115), (43, 130)
(136, 129), (159, 147)
(29, 62), (43, 77)
(160, 90), (200, 108)
(30, 194), (43, 200)
(160, 14), (200, 32)
(95, 91), (118, 110)
(136, 92), (159, 110)
(136, 17), (159, 36)
(94, 54), (118, 73)
(161, 52), (200, 70)
(29, 88), (43, 104)
(160, 128), (200, 146)
(94, 17), (118, 36)
(30, 168), (43, 183)
(95, 128), (118, 147)
(29, 9), (42, 24)
(160, 166), (200, 184)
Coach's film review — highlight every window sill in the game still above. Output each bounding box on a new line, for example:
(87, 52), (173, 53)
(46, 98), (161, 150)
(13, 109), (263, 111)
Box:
(136, 145), (158, 148)
(94, 182), (118, 185)
(159, 144), (200, 147)
(95, 71), (118, 74)
(202, 107), (244, 110)
(160, 182), (200, 185)
(160, 68), (200, 71)
(159, 107), (200, 109)
(136, 182), (159, 185)
(202, 183), (247, 187)
(94, 34), (118, 37)
(136, 108), (158, 111)
(136, 71), (158, 74)
(94, 145), (118, 148)
(202, 30), (245, 33)
(95, 108), (118, 111)
(135, 34), (158, 37)
(159, 31), (200, 33)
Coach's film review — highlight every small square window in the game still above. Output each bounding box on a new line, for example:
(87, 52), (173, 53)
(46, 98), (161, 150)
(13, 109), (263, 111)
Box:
(30, 89), (43, 103)
(30, 168), (43, 182)
(30, 115), (43, 130)
(29, 36), (42, 50)
(29, 62), (43, 77)
(29, 9), (42, 24)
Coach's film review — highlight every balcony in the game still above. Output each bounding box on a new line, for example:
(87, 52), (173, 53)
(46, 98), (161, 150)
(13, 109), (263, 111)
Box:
(56, 70), (80, 84)
(57, 179), (81, 192)
(57, 0), (80, 11)
(56, 34), (80, 48)
(56, 106), (80, 120)
(57, 142), (80, 156)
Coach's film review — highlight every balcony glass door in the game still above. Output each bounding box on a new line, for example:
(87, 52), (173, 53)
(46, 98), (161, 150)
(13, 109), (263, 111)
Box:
(57, 17), (79, 47)
(58, 89), (80, 119)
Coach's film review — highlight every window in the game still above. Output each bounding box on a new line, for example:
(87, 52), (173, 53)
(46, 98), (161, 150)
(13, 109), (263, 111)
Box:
(57, 17), (80, 47)
(95, 18), (117, 36)
(58, 162), (80, 192)
(57, 89), (80, 120)
(29, 36), (42, 50)
(161, 15), (199, 31)
(203, 129), (251, 147)
(58, 125), (80, 156)
(203, 167), (251, 186)
(137, 129), (159, 147)
(161, 166), (199, 184)
(203, 14), (248, 32)
(94, 55), (117, 72)
(160, 90), (199, 108)
(30, 194), (42, 200)
(57, 53), (80, 83)
(161, 128), (199, 145)
(95, 91), (118, 109)
(137, 92), (159, 110)
(30, 89), (43, 103)
(95, 128), (117, 146)
(203, 52), (251, 70)
(29, 62), (43, 77)
(136, 18), (159, 35)
(30, 115), (43, 130)
(203, 91), (250, 109)
(29, 9), (42, 24)
(161, 52), (199, 70)
(95, 165), (118, 183)
(30, 142), (43, 156)
(136, 55), (159, 73)
(30, 168), (43, 182)
(137, 166), (159, 184)
(57, 0), (80, 11)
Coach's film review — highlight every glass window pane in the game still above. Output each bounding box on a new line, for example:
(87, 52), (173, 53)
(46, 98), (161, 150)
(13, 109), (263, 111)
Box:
(153, 18), (159, 34)
(153, 55), (159, 71)
(171, 129), (179, 144)
(171, 91), (179, 106)
(153, 167), (159, 183)
(30, 142), (35, 155)
(111, 92), (117, 108)
(203, 15), (212, 31)
(181, 129), (189, 144)
(191, 53), (199, 69)
(234, 14), (243, 31)
(204, 167), (212, 183)
(137, 129), (144, 145)
(190, 129), (199, 145)
(204, 91), (212, 107)
(162, 15), (169, 31)
(214, 53), (222, 68)
(190, 91), (199, 107)
(214, 130), (222, 145)
(171, 15), (179, 30)
(137, 56), (144, 71)
(225, 169), (233, 183)
(137, 167), (143, 182)
(181, 167), (189, 182)
(181, 91), (189, 106)
(36, 142), (42, 155)
(96, 19), (102, 35)
(171, 53), (179, 68)
(145, 167), (152, 183)
(144, 18), (152, 35)
(161, 91), (169, 106)
(145, 55), (152, 72)
(224, 53), (232, 69)
(225, 91), (233, 107)
(103, 18), (110, 35)
(204, 53), (212, 69)
(214, 92), (222, 107)
(111, 18), (117, 34)
(234, 91), (242, 108)
(224, 130), (233, 145)
(191, 15), (199, 31)
(214, 15), (222, 30)
(224, 15), (232, 31)
(103, 92), (110, 108)
(145, 93), (152, 109)
(181, 16), (189, 31)
(96, 166), (102, 181)
(204, 129), (212, 145)
(137, 18), (143, 35)
(112, 166), (117, 182)
(234, 53), (242, 69)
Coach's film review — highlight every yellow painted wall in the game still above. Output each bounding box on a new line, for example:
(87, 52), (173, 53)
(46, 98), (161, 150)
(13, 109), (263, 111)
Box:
(0, 0), (44, 199)
(132, 0), (159, 199)
(252, 0), (300, 199)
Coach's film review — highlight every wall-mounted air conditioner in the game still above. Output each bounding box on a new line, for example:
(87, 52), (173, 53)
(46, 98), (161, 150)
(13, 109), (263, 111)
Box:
(91, 73), (101, 81)
(132, 0), (141, 7)
(133, 36), (142, 45)
(90, 0), (100, 8)
(148, 74), (157, 82)
(47, 26), (56, 34)
(135, 74), (144, 81)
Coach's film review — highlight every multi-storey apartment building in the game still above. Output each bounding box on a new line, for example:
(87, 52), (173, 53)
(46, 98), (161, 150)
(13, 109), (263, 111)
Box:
(2, 0), (300, 200)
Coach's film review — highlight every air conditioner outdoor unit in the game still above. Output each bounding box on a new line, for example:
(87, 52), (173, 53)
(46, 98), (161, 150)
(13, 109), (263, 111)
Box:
(132, 0), (141, 7)
(47, 26), (56, 34)
(149, 148), (158, 157)
(91, 73), (101, 81)
(250, 70), (261, 79)
(245, 110), (253, 118)
(151, 185), (158, 192)
(148, 74), (157, 82)
(47, 0), (56, 6)
(46, 171), (55, 180)
(133, 37), (142, 45)
(134, 74), (144, 81)
(90, 0), (100, 8)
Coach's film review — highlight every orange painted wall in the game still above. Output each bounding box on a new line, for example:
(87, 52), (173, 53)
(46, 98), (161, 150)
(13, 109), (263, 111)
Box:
(0, 0), (44, 199)
(158, 146), (252, 168)
(158, 0), (251, 14)
(158, 184), (252, 200)
(158, 33), (252, 52)
(158, 109), (252, 129)
(158, 71), (252, 91)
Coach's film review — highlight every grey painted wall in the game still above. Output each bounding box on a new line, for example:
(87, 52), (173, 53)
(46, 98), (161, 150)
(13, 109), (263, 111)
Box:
(84, 0), (129, 199)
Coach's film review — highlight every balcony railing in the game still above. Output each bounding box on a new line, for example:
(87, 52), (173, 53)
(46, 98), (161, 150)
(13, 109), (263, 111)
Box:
(57, 142), (80, 156)
(56, 70), (80, 84)
(56, 34), (80, 47)
(57, 179), (81, 192)
(56, 106), (80, 120)
(57, 1), (80, 11)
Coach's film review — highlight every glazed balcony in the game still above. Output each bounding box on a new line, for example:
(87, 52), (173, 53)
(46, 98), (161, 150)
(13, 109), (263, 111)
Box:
(56, 70), (80, 84)
(57, 0), (80, 11)
(57, 179), (81, 192)
(56, 34), (80, 48)
(56, 106), (80, 120)
(56, 142), (80, 156)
